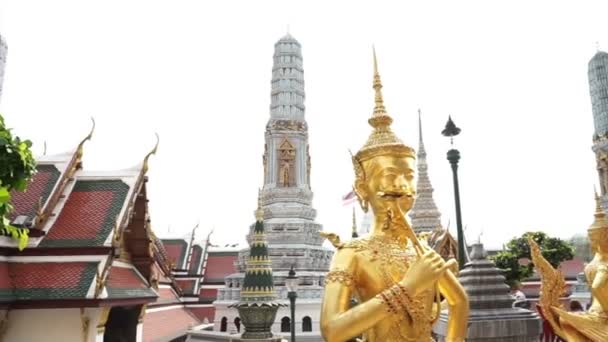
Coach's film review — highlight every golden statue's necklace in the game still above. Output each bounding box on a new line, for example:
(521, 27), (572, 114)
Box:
(352, 234), (438, 341)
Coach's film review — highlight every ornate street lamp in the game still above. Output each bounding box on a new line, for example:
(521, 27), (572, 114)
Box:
(285, 266), (299, 342)
(442, 116), (466, 270)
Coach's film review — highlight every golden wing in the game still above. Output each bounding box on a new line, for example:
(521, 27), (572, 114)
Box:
(528, 238), (568, 339)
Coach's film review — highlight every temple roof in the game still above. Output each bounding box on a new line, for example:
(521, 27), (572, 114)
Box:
(0, 130), (166, 310)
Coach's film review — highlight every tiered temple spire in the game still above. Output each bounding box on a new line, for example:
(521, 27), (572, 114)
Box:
(240, 190), (276, 302)
(433, 243), (541, 340)
(232, 191), (283, 340)
(409, 110), (442, 232)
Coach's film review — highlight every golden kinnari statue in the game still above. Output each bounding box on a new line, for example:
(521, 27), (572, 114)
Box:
(529, 192), (608, 341)
(320, 50), (469, 342)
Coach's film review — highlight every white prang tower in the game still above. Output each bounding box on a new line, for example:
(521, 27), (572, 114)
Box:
(213, 34), (332, 339)
(0, 34), (7, 102)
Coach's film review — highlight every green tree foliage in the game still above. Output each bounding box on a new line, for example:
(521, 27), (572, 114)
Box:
(491, 231), (575, 287)
(0, 114), (36, 250)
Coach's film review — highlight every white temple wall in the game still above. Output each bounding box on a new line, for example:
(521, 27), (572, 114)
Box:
(3, 308), (103, 342)
(272, 301), (321, 334)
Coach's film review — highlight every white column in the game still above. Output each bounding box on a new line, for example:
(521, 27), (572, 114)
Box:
(136, 322), (143, 342)
(270, 138), (277, 186)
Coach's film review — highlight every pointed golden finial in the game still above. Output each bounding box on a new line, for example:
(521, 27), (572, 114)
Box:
(590, 186), (608, 231)
(351, 207), (359, 238)
(353, 47), (414, 164)
(142, 133), (159, 174)
(76, 118), (95, 159)
(255, 188), (264, 221)
(372, 46), (388, 118)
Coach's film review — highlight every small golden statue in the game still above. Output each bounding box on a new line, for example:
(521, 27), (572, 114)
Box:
(320, 50), (469, 342)
(529, 191), (608, 341)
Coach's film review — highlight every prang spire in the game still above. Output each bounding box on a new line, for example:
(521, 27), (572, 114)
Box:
(270, 34), (305, 120)
(409, 109), (442, 233)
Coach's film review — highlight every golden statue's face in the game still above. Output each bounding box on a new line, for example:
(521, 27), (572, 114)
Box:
(589, 229), (608, 253)
(358, 155), (416, 216)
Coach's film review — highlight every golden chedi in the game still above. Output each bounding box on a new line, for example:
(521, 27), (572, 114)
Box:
(319, 50), (469, 342)
(529, 191), (608, 341)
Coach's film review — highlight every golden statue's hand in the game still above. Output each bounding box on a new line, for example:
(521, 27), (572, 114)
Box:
(401, 249), (456, 296)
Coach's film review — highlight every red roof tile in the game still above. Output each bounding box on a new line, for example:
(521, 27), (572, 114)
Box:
(176, 279), (196, 294)
(10, 262), (91, 289)
(0, 262), (10, 290)
(107, 266), (148, 289)
(188, 245), (202, 274)
(158, 287), (178, 302)
(46, 191), (114, 239)
(106, 265), (156, 299)
(203, 255), (237, 282)
(143, 306), (199, 342)
(162, 240), (188, 269)
(559, 257), (585, 279)
(199, 288), (217, 299)
(188, 306), (215, 323)
(10, 165), (61, 221)
(41, 180), (129, 247)
(2, 262), (97, 301)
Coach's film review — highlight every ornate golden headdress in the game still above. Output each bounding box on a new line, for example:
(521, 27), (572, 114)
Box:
(589, 189), (608, 232)
(353, 48), (415, 170)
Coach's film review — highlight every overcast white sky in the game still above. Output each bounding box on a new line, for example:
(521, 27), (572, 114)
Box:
(0, 1), (605, 249)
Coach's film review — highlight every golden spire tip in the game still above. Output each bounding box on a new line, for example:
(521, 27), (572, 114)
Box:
(373, 45), (378, 76)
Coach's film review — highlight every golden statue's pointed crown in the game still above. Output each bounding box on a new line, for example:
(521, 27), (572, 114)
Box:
(354, 48), (415, 164)
(589, 189), (608, 231)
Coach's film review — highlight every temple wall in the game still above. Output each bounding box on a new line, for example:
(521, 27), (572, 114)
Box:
(3, 308), (103, 342)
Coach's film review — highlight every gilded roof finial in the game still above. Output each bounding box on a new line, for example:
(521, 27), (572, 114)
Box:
(76, 118), (95, 159)
(255, 188), (264, 221)
(142, 133), (159, 174)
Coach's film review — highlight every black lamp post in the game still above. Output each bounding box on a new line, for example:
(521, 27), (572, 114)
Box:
(285, 266), (299, 342)
(442, 116), (466, 270)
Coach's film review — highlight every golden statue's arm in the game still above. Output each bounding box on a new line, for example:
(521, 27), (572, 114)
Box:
(527, 238), (568, 339)
(438, 269), (469, 341)
(591, 265), (608, 311)
(320, 248), (391, 342)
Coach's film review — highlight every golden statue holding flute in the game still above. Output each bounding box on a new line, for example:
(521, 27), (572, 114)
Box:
(319, 50), (470, 342)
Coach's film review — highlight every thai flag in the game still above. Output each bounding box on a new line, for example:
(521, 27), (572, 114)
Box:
(342, 190), (357, 206)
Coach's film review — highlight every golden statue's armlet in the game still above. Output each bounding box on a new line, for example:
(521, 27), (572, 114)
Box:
(376, 284), (421, 320)
(325, 269), (355, 288)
